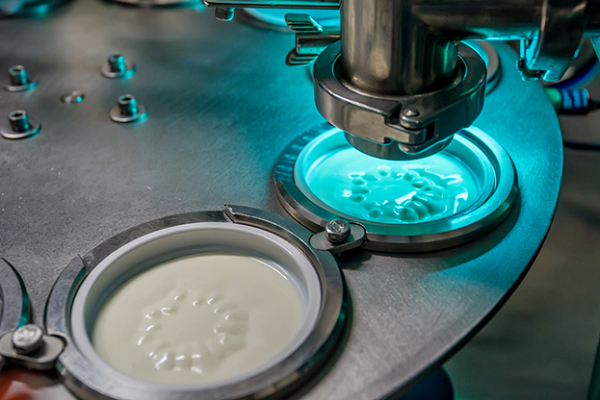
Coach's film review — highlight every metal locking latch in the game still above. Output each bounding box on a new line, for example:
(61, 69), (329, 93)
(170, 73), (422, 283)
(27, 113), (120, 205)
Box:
(310, 219), (366, 255)
(0, 324), (64, 371)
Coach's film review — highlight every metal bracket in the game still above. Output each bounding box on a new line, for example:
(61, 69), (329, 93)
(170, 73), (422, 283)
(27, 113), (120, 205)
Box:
(518, 0), (588, 82)
(0, 324), (64, 371)
(285, 14), (340, 67)
(310, 220), (366, 255)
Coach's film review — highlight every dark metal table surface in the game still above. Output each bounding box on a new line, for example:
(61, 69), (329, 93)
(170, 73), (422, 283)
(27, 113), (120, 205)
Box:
(0, 1), (562, 399)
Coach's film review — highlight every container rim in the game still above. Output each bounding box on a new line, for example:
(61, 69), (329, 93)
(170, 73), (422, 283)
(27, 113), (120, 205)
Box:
(274, 125), (518, 252)
(45, 206), (347, 400)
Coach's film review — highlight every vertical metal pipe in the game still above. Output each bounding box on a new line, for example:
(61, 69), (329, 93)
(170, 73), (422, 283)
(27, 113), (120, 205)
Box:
(340, 0), (458, 95)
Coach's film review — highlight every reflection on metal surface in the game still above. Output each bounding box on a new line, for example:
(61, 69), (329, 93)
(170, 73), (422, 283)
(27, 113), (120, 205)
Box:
(275, 125), (518, 252)
(101, 54), (136, 79)
(466, 41), (502, 94)
(60, 90), (85, 104)
(47, 207), (346, 400)
(0, 0), (68, 16)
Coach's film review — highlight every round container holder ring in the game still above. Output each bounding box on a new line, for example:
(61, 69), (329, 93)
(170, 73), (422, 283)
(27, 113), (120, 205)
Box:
(274, 124), (518, 252)
(44, 206), (347, 400)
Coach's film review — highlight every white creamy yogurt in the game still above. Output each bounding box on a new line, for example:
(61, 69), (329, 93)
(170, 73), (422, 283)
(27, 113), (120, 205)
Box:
(92, 253), (303, 385)
(305, 147), (480, 224)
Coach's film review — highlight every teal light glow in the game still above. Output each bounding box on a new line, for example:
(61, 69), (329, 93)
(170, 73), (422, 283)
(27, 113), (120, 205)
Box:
(297, 131), (483, 225)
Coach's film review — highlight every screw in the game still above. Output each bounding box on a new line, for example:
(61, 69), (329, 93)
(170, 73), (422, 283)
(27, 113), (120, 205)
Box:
(215, 7), (235, 21)
(118, 94), (138, 116)
(9, 110), (30, 133)
(108, 54), (127, 73)
(8, 65), (28, 86)
(11, 324), (44, 355)
(325, 220), (351, 245)
(403, 109), (420, 117)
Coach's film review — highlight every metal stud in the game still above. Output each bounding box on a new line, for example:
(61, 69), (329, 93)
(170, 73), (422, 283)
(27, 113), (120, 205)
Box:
(110, 94), (147, 123)
(1, 110), (41, 139)
(215, 7), (235, 21)
(4, 65), (39, 92)
(101, 54), (136, 79)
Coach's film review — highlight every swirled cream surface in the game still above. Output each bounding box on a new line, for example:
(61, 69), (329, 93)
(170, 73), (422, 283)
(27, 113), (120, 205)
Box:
(305, 148), (480, 224)
(92, 254), (303, 385)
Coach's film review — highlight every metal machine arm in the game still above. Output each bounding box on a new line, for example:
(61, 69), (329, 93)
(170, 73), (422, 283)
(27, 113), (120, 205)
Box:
(204, 0), (600, 160)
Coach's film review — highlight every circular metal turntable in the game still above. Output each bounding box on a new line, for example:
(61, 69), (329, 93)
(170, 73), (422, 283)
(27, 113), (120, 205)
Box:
(0, 4), (563, 398)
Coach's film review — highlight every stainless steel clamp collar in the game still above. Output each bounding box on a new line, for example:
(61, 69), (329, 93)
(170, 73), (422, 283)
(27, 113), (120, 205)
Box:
(313, 42), (487, 160)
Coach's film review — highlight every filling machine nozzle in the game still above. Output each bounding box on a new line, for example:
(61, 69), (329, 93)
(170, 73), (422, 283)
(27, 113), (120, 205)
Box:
(204, 0), (600, 160)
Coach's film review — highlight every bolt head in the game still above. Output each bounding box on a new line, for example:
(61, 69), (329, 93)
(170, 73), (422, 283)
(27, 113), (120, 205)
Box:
(403, 109), (420, 117)
(325, 220), (351, 244)
(12, 324), (44, 355)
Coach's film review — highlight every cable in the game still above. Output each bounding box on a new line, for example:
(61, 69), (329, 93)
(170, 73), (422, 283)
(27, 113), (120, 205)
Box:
(545, 88), (600, 115)
(543, 89), (600, 151)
